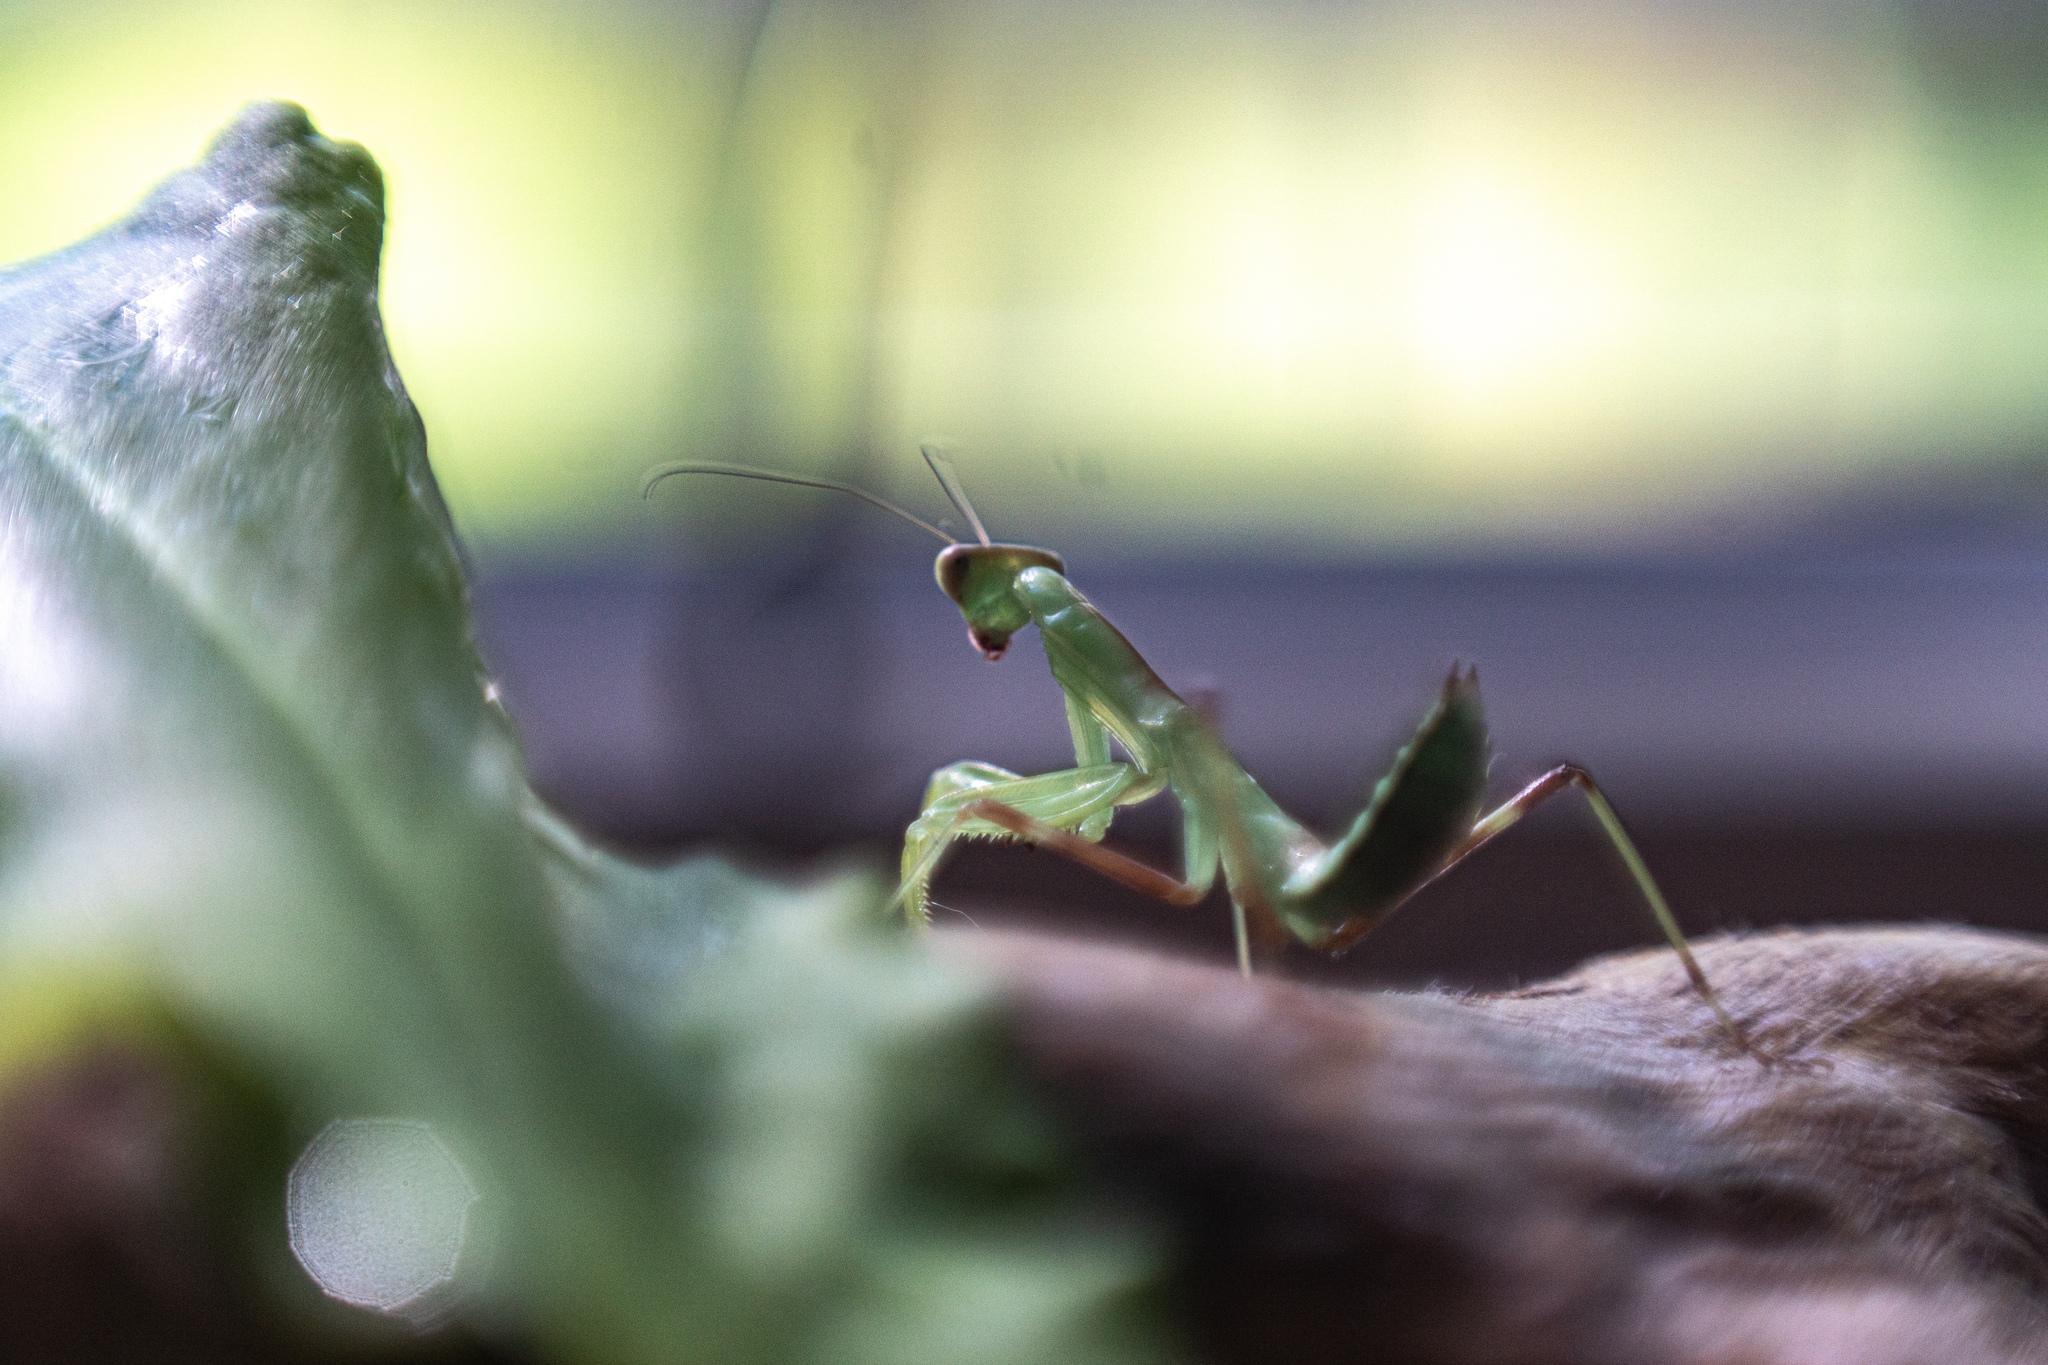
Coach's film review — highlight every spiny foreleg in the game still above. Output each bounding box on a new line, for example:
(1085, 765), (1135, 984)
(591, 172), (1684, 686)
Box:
(892, 761), (1163, 924)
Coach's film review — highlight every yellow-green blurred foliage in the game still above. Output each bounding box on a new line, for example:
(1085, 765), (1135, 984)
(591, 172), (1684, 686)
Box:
(4, 0), (2044, 553)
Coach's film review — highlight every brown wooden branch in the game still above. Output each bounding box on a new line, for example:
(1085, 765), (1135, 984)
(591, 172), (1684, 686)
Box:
(942, 924), (2048, 1365)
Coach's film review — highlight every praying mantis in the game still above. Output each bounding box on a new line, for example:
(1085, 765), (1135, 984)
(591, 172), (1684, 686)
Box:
(646, 447), (1755, 1056)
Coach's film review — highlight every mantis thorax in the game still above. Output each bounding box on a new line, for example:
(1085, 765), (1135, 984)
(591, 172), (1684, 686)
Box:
(935, 543), (1065, 661)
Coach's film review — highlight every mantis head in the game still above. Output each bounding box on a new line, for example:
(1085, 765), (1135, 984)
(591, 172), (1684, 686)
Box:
(936, 543), (1065, 661)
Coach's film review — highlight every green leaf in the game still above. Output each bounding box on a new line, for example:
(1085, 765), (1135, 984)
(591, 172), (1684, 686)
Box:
(0, 102), (1166, 1365)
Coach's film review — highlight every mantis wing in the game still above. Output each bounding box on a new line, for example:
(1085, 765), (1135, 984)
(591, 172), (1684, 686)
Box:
(1276, 667), (1490, 948)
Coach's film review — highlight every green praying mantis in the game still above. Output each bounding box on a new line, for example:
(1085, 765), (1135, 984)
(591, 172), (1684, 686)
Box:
(646, 447), (1756, 1057)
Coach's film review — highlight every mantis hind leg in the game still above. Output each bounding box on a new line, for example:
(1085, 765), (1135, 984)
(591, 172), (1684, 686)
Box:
(1338, 765), (1761, 1061)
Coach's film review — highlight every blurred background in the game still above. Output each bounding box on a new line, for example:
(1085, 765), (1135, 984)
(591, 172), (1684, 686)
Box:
(6, 0), (2048, 987)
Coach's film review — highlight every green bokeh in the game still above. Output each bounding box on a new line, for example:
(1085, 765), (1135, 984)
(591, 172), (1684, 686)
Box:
(6, 0), (2046, 554)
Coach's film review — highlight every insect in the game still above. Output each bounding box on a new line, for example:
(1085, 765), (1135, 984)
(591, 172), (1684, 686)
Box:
(646, 447), (1754, 1055)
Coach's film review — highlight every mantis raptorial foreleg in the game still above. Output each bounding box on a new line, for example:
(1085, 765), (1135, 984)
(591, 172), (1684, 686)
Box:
(896, 680), (1177, 921)
(895, 760), (1168, 923)
(894, 745), (1298, 977)
(919, 798), (1212, 908)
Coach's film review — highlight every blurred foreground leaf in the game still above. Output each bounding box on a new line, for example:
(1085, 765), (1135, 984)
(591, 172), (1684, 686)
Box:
(0, 103), (1165, 1364)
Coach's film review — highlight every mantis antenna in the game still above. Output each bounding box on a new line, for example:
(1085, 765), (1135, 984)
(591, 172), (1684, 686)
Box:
(641, 461), (957, 545)
(920, 443), (992, 547)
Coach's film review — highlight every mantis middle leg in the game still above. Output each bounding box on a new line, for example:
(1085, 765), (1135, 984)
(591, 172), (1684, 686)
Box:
(1321, 764), (1761, 1059)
